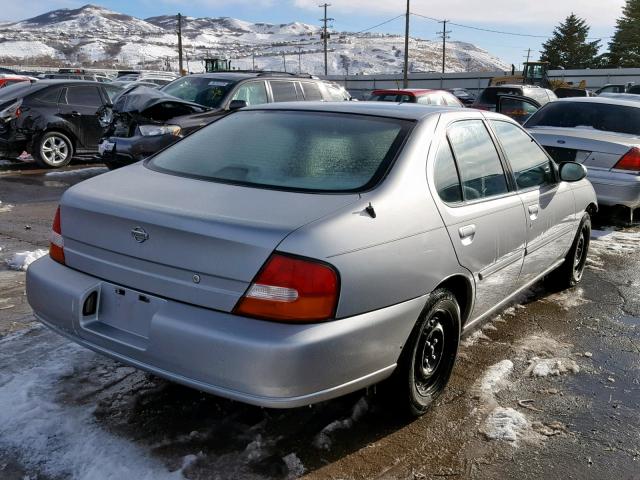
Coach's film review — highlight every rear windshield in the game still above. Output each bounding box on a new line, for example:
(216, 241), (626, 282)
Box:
(161, 77), (235, 108)
(0, 82), (43, 101)
(477, 87), (523, 105)
(149, 110), (412, 192)
(525, 101), (640, 136)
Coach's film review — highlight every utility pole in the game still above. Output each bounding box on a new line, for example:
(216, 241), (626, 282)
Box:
(319, 3), (333, 76)
(177, 13), (184, 75)
(438, 20), (451, 74)
(252, 52), (256, 70)
(296, 46), (303, 73)
(403, 0), (410, 88)
(282, 52), (287, 72)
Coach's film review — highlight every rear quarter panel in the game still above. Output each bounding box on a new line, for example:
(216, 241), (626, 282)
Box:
(278, 115), (472, 319)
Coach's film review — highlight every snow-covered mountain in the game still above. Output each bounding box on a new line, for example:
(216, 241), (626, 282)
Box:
(0, 4), (510, 74)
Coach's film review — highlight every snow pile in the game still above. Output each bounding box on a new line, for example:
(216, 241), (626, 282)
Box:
(482, 407), (529, 442)
(0, 327), (188, 480)
(475, 359), (514, 403)
(591, 229), (640, 256)
(525, 357), (580, 377)
(5, 249), (47, 271)
(461, 329), (491, 347)
(282, 453), (305, 479)
(0, 200), (14, 213)
(45, 167), (108, 178)
(313, 397), (369, 450)
(543, 287), (590, 310)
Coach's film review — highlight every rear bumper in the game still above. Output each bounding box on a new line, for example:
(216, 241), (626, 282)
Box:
(588, 169), (640, 209)
(26, 256), (423, 408)
(99, 134), (180, 168)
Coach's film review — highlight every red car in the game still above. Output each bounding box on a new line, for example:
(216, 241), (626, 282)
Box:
(370, 88), (464, 107)
(0, 75), (33, 89)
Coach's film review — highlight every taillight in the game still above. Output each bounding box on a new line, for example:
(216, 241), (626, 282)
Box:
(614, 147), (640, 171)
(49, 206), (65, 265)
(234, 253), (339, 323)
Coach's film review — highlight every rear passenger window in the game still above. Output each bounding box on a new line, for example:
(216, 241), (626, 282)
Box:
(434, 141), (463, 203)
(448, 120), (509, 200)
(64, 86), (103, 107)
(269, 81), (299, 102)
(301, 82), (323, 101)
(491, 120), (555, 189)
(35, 87), (63, 103)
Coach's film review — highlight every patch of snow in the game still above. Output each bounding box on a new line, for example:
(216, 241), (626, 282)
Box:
(476, 360), (513, 401)
(313, 397), (368, 450)
(282, 453), (305, 479)
(5, 249), (47, 271)
(0, 328), (186, 480)
(590, 229), (640, 256)
(543, 287), (590, 310)
(482, 407), (529, 442)
(515, 335), (573, 359)
(44, 167), (108, 178)
(525, 357), (580, 377)
(0, 200), (14, 213)
(461, 329), (491, 347)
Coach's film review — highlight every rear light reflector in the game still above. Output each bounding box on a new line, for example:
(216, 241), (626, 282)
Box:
(614, 147), (640, 171)
(234, 253), (339, 323)
(49, 206), (65, 265)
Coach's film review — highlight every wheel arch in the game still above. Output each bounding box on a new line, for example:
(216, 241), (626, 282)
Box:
(586, 202), (598, 216)
(433, 273), (474, 327)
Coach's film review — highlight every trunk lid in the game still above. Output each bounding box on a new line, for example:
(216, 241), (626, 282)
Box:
(529, 126), (640, 169)
(60, 163), (359, 311)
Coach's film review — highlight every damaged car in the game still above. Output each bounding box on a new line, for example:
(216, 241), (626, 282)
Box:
(98, 72), (351, 169)
(0, 80), (122, 168)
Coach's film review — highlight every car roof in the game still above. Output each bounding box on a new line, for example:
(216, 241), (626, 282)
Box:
(245, 101), (466, 120)
(554, 96), (640, 108)
(372, 88), (437, 95)
(183, 72), (318, 82)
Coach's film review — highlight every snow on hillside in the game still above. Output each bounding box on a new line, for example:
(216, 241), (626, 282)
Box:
(0, 4), (510, 74)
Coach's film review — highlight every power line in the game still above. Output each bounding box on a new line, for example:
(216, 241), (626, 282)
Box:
(351, 14), (405, 36)
(411, 12), (612, 41)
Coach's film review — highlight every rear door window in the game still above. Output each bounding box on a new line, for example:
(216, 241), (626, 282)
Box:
(491, 120), (555, 189)
(433, 140), (463, 203)
(63, 86), (103, 107)
(231, 81), (268, 106)
(269, 81), (299, 102)
(301, 82), (324, 101)
(35, 87), (63, 104)
(447, 120), (509, 200)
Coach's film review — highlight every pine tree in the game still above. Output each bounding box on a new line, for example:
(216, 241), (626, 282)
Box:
(540, 14), (601, 69)
(608, 0), (640, 67)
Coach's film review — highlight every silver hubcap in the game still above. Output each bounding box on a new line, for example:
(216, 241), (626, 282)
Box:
(41, 136), (69, 165)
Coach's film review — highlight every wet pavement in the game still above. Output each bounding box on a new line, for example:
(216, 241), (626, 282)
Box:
(0, 163), (639, 480)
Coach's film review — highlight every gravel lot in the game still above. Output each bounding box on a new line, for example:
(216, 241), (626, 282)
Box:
(0, 161), (638, 480)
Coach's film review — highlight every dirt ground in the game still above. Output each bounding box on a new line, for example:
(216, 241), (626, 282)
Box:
(0, 161), (638, 480)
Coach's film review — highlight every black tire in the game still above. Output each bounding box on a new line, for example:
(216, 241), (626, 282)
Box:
(33, 131), (74, 168)
(388, 289), (461, 417)
(545, 212), (591, 290)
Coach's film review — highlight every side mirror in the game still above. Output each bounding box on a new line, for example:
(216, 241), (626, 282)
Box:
(228, 100), (248, 111)
(559, 162), (587, 182)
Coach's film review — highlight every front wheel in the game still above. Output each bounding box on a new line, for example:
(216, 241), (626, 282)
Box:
(545, 212), (591, 290)
(33, 131), (74, 168)
(390, 289), (461, 417)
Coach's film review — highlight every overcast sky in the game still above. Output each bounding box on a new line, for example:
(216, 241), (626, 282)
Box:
(2, 0), (627, 66)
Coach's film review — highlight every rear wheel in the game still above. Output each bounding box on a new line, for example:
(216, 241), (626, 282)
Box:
(389, 289), (461, 417)
(33, 131), (74, 168)
(545, 213), (591, 290)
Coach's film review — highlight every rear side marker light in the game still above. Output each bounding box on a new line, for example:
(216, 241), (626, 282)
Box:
(234, 253), (339, 323)
(49, 206), (65, 265)
(614, 147), (640, 171)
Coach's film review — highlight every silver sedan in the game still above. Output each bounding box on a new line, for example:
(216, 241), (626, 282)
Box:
(26, 102), (597, 416)
(524, 96), (640, 222)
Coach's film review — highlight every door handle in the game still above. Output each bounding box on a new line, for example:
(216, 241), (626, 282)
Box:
(458, 224), (476, 245)
(528, 204), (540, 220)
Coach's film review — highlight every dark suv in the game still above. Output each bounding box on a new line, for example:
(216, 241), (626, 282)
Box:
(0, 80), (121, 167)
(473, 84), (557, 111)
(99, 72), (351, 169)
